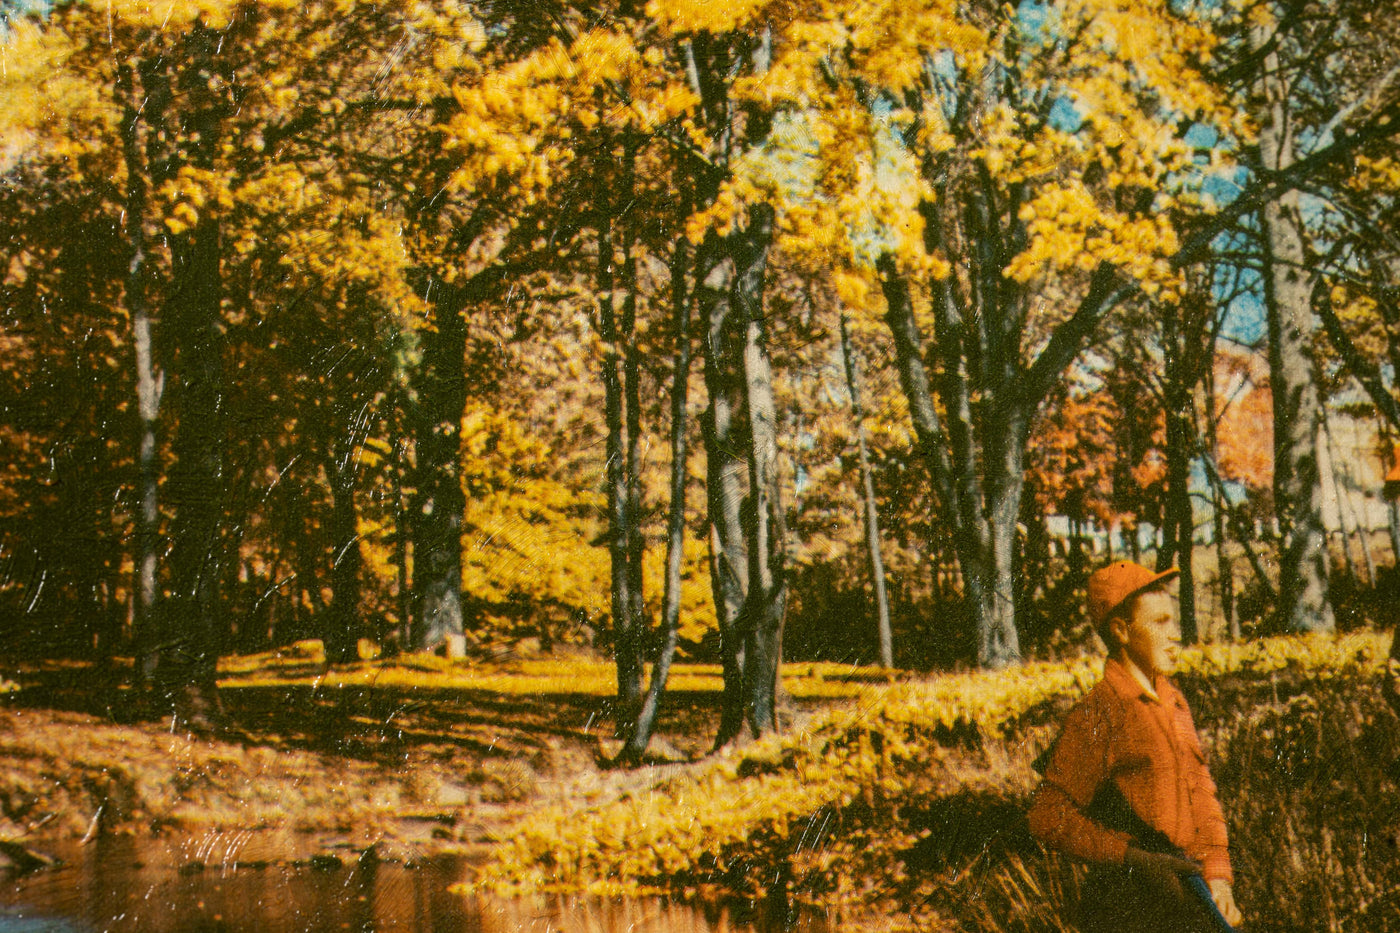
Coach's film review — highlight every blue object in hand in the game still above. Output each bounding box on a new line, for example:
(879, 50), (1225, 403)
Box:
(1183, 873), (1236, 933)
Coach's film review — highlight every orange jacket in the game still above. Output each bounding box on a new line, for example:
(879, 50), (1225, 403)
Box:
(1027, 658), (1233, 883)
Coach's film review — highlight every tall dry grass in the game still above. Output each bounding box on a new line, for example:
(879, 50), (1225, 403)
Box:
(478, 636), (1400, 932)
(1203, 672), (1400, 932)
(939, 668), (1400, 932)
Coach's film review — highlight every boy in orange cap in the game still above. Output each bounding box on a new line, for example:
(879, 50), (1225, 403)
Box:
(1027, 560), (1243, 932)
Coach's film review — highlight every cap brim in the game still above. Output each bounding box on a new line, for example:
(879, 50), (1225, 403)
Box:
(1120, 567), (1180, 611)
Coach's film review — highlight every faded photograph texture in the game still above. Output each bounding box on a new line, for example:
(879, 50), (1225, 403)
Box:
(2, 0), (1400, 930)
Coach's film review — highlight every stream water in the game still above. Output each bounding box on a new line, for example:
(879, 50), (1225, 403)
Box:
(0, 837), (831, 933)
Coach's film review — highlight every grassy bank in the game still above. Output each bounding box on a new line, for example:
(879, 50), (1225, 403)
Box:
(1, 637), (1398, 930)
(469, 633), (1400, 933)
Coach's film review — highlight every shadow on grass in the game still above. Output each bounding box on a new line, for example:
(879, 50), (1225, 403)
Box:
(0, 660), (733, 767)
(902, 788), (1036, 872)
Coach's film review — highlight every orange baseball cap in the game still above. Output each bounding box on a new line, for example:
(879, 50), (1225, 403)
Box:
(1087, 560), (1180, 626)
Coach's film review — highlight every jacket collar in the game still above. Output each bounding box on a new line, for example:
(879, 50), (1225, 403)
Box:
(1104, 656), (1166, 703)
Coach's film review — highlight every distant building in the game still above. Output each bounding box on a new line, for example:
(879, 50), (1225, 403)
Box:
(1214, 346), (1393, 538)
(1043, 348), (1397, 561)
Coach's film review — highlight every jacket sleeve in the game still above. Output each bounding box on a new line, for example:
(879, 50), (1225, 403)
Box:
(1026, 691), (1133, 866)
(1172, 692), (1233, 884)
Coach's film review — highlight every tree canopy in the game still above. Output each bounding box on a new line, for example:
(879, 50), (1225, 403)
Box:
(2, 0), (1400, 742)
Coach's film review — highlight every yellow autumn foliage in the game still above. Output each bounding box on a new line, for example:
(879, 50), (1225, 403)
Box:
(654, 0), (1247, 322)
(469, 632), (1388, 909)
(218, 652), (876, 699)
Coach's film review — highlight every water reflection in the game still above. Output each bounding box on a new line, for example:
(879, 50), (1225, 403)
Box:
(479, 896), (828, 933)
(0, 838), (829, 933)
(0, 912), (89, 933)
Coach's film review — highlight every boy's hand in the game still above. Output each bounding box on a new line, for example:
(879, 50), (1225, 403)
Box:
(1123, 847), (1200, 902)
(1209, 878), (1243, 926)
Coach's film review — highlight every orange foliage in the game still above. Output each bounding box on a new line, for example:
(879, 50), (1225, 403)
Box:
(1029, 387), (1121, 526)
(1214, 350), (1273, 490)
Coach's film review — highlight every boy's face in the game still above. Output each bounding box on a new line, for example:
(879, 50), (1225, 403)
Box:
(1120, 589), (1181, 679)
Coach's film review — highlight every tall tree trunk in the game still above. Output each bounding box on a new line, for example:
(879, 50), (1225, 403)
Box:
(1319, 413), (1357, 582)
(389, 435), (411, 653)
(1162, 303), (1199, 643)
(1164, 405), (1198, 642)
(159, 207), (226, 724)
(411, 279), (467, 651)
(619, 239), (692, 763)
(597, 195), (644, 725)
(697, 209), (785, 745)
(701, 239), (750, 748)
(1204, 358), (1238, 641)
(621, 156), (648, 707)
(684, 29), (789, 739)
(839, 312), (893, 668)
(324, 391), (367, 665)
(624, 289), (647, 691)
(120, 63), (164, 685)
(1392, 498), (1400, 567)
(324, 465), (362, 664)
(878, 256), (1021, 667)
(733, 205), (785, 738)
(876, 259), (969, 646)
(1258, 45), (1335, 634)
(981, 408), (1026, 667)
(155, 32), (230, 724)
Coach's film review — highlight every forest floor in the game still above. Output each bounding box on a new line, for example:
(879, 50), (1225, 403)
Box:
(6, 638), (1400, 932)
(0, 644), (863, 875)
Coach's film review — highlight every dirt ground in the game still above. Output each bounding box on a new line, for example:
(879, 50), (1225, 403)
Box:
(0, 657), (806, 876)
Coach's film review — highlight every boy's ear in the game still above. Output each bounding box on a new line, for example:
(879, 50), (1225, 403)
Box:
(1107, 615), (1130, 648)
